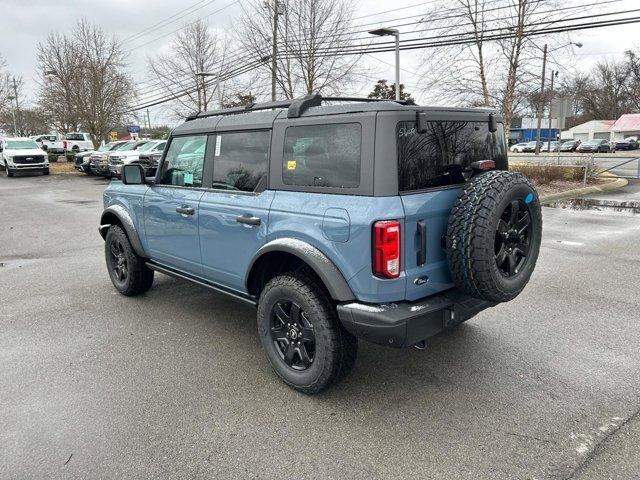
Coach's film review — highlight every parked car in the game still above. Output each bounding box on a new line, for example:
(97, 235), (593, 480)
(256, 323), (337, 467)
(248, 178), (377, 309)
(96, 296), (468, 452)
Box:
(99, 94), (542, 393)
(137, 141), (167, 176)
(109, 140), (168, 178)
(559, 140), (581, 152)
(540, 141), (559, 152)
(577, 139), (615, 153)
(0, 137), (49, 177)
(614, 137), (639, 150)
(90, 141), (132, 176)
(32, 134), (65, 154)
(521, 141), (538, 152)
(75, 142), (124, 175)
(64, 132), (94, 153)
(510, 142), (528, 153)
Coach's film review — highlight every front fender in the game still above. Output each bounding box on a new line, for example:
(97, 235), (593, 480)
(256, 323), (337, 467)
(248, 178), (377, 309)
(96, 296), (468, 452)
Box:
(246, 238), (355, 302)
(99, 204), (147, 258)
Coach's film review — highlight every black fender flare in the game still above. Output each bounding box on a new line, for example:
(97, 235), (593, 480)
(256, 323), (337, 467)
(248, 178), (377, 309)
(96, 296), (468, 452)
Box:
(98, 205), (147, 258)
(246, 238), (356, 302)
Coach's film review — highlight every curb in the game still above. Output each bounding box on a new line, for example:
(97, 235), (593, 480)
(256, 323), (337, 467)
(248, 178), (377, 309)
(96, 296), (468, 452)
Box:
(540, 175), (628, 203)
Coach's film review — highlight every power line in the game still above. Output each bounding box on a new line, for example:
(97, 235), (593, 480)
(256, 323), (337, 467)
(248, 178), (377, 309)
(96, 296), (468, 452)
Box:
(125, 13), (640, 113)
(121, 0), (219, 44)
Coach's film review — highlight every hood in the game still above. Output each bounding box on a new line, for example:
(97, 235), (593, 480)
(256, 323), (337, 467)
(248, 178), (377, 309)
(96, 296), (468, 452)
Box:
(5, 148), (47, 157)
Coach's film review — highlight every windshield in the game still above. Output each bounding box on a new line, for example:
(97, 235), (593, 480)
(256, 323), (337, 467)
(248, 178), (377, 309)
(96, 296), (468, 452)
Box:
(583, 140), (600, 146)
(138, 141), (159, 152)
(114, 142), (135, 151)
(6, 140), (40, 150)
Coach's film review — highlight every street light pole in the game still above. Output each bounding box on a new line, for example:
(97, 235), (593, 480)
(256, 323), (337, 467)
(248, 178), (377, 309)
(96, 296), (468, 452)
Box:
(196, 72), (222, 109)
(534, 44), (547, 156)
(271, 0), (280, 102)
(11, 77), (21, 136)
(395, 33), (400, 101)
(547, 71), (558, 152)
(369, 28), (401, 101)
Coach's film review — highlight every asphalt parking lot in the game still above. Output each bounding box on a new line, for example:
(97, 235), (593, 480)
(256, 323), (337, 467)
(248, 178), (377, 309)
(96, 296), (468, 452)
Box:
(1, 173), (640, 479)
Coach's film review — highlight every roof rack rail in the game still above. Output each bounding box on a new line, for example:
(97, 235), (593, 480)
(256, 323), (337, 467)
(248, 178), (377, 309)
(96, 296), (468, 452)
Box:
(185, 93), (414, 121)
(187, 99), (294, 121)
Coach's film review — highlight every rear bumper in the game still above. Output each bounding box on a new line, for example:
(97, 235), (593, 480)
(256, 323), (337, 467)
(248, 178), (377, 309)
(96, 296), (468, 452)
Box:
(337, 289), (495, 348)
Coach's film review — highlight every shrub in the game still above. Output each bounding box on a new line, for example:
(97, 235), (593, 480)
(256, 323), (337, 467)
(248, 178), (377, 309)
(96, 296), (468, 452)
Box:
(510, 163), (586, 185)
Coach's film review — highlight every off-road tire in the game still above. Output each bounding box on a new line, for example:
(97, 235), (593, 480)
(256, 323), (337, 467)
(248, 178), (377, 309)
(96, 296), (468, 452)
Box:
(257, 270), (357, 394)
(105, 225), (154, 296)
(446, 170), (542, 303)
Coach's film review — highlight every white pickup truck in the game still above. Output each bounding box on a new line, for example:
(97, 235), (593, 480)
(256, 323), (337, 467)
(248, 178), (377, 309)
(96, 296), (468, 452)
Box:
(64, 132), (94, 153)
(1, 137), (49, 177)
(32, 134), (65, 154)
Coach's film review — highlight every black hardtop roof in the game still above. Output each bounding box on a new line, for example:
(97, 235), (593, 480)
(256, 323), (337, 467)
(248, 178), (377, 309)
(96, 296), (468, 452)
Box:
(172, 94), (497, 134)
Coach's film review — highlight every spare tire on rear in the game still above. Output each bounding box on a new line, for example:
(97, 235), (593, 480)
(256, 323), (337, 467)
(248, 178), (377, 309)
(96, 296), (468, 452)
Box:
(445, 170), (542, 303)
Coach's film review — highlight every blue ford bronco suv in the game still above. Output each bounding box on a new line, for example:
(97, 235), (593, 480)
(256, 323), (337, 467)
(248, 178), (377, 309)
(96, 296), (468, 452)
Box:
(99, 94), (542, 394)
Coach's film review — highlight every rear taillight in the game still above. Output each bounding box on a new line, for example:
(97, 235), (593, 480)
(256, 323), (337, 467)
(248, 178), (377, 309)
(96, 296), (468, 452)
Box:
(373, 220), (401, 278)
(63, 141), (68, 149)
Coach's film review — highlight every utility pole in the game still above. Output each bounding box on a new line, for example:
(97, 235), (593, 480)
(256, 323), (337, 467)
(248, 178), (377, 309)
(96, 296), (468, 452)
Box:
(146, 108), (151, 131)
(271, 0), (279, 102)
(547, 71), (558, 152)
(12, 77), (20, 136)
(534, 44), (547, 156)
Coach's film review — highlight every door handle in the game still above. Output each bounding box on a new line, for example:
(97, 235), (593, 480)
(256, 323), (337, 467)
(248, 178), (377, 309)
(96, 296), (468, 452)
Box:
(176, 206), (195, 215)
(236, 215), (261, 226)
(417, 220), (427, 266)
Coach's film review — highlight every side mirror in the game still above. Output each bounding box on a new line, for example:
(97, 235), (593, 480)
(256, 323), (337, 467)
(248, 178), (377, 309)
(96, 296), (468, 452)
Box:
(122, 164), (145, 185)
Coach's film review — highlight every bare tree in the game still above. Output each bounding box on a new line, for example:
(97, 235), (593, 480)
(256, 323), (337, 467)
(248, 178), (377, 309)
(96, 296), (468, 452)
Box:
(148, 20), (233, 118)
(238, 0), (364, 98)
(417, 0), (569, 139)
(37, 20), (134, 144)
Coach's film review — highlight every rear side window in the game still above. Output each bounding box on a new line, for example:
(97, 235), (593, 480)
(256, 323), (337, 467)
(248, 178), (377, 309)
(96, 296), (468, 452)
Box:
(397, 121), (507, 192)
(213, 131), (270, 192)
(159, 135), (206, 187)
(283, 123), (361, 188)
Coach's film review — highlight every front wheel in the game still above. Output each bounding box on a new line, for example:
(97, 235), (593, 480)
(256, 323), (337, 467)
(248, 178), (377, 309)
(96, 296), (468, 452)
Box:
(5, 162), (14, 177)
(105, 225), (154, 296)
(257, 271), (357, 394)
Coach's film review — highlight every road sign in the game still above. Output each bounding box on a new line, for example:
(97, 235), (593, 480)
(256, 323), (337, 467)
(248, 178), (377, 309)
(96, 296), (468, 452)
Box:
(110, 131), (118, 142)
(127, 125), (141, 134)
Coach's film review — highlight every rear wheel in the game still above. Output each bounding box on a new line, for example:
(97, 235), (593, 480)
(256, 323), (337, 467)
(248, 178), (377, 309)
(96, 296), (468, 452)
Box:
(105, 225), (154, 296)
(257, 271), (357, 394)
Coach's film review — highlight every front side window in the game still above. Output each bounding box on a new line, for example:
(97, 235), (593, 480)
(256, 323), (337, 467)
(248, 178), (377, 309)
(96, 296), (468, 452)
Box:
(397, 120), (508, 192)
(159, 135), (206, 187)
(212, 131), (270, 192)
(283, 123), (361, 188)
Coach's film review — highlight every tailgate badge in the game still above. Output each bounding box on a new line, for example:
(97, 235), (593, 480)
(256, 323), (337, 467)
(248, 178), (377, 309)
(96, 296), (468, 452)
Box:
(414, 276), (429, 285)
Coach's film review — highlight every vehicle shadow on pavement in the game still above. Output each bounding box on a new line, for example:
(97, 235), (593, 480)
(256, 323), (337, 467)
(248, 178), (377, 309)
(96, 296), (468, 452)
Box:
(141, 275), (499, 403)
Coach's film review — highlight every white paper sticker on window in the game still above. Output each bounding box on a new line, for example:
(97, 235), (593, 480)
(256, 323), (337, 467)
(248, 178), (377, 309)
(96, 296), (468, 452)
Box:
(215, 135), (222, 156)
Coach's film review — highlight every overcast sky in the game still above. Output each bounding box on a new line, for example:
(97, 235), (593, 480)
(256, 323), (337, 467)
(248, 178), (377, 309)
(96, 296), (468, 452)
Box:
(0, 0), (638, 126)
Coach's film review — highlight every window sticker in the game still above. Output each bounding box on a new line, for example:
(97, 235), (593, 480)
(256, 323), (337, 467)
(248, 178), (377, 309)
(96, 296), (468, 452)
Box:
(215, 135), (222, 156)
(183, 171), (194, 185)
(287, 160), (297, 170)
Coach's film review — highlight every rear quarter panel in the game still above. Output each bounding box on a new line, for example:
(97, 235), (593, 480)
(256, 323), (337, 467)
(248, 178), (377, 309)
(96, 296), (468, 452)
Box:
(268, 191), (407, 303)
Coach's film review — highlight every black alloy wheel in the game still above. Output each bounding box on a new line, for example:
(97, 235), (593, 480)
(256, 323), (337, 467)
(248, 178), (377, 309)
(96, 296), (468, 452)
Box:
(495, 199), (531, 278)
(270, 300), (315, 370)
(109, 238), (129, 284)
